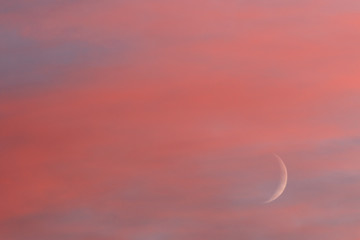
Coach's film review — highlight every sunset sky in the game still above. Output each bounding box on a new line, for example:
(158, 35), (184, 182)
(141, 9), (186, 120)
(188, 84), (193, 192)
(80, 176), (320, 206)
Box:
(2, 1), (360, 239)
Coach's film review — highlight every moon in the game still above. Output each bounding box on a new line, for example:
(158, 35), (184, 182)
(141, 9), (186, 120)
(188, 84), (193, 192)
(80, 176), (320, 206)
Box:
(264, 154), (288, 203)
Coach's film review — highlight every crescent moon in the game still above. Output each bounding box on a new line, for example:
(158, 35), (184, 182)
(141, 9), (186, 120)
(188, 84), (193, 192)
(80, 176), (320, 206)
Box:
(264, 154), (288, 203)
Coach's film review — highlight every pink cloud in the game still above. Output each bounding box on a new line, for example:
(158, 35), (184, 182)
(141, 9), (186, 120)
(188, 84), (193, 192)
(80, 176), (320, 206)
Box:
(2, 0), (360, 239)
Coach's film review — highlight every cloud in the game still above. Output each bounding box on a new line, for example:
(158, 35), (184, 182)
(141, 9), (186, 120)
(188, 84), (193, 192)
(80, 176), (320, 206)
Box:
(2, 0), (360, 239)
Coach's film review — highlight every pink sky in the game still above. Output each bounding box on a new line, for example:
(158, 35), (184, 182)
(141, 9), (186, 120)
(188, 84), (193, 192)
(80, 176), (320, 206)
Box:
(1, 0), (360, 239)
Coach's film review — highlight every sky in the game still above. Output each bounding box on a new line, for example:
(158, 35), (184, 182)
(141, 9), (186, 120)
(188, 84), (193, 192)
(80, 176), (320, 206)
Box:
(1, 0), (360, 239)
